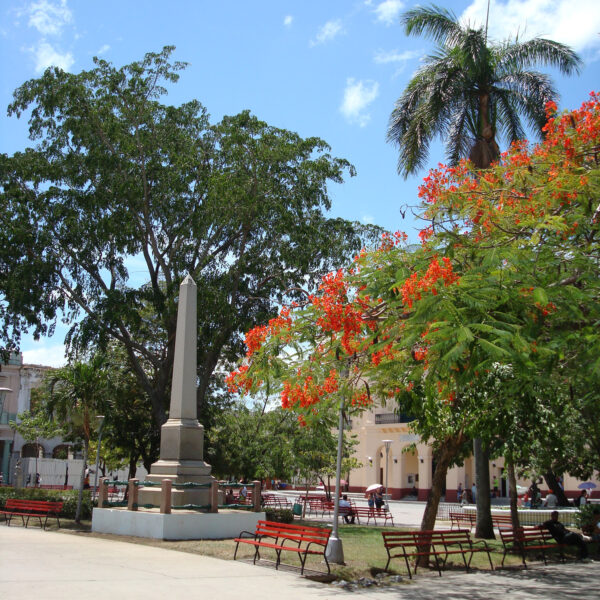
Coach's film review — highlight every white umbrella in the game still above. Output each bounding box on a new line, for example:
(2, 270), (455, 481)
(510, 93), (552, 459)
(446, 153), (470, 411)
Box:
(366, 483), (383, 493)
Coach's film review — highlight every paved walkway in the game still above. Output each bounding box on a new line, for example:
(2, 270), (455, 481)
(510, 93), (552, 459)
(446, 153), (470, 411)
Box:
(1, 525), (596, 599)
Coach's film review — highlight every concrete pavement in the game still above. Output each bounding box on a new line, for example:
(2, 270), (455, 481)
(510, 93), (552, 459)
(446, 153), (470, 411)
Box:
(0, 526), (352, 600)
(1, 525), (597, 599)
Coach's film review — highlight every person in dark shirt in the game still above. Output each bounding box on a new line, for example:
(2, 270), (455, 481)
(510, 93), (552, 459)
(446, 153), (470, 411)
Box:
(540, 511), (589, 559)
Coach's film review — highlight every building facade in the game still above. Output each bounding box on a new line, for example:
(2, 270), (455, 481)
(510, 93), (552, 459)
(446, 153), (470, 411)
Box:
(347, 401), (599, 501)
(0, 353), (58, 483)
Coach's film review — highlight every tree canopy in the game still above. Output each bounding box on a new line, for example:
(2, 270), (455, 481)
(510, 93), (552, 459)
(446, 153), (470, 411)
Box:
(230, 93), (600, 530)
(0, 47), (379, 439)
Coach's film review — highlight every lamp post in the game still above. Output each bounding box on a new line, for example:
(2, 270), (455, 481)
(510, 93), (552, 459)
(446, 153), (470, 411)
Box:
(325, 397), (345, 564)
(93, 416), (105, 501)
(382, 440), (392, 508)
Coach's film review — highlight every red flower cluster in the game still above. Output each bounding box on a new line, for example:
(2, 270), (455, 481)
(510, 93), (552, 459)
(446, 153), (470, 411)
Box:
(310, 270), (369, 354)
(280, 370), (339, 409)
(401, 257), (460, 309)
(244, 306), (292, 358)
(225, 365), (253, 394)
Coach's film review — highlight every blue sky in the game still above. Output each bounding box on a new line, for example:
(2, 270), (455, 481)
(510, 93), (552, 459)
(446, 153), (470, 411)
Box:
(1, 0), (599, 366)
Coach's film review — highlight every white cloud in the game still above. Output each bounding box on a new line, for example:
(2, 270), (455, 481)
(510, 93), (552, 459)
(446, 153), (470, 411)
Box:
(27, 0), (73, 36)
(374, 48), (421, 64)
(373, 0), (404, 26)
(310, 19), (344, 46)
(22, 343), (67, 368)
(283, 15), (293, 27)
(340, 78), (379, 127)
(461, 0), (600, 54)
(362, 214), (375, 224)
(96, 44), (110, 55)
(31, 40), (74, 73)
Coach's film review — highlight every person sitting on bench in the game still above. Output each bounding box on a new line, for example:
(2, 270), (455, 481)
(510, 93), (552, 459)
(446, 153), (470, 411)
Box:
(540, 510), (589, 559)
(339, 495), (355, 524)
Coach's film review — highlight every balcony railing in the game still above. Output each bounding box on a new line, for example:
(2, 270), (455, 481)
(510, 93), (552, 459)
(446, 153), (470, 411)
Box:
(375, 413), (415, 424)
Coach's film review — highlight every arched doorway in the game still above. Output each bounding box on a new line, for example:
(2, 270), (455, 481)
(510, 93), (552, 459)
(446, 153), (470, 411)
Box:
(52, 444), (70, 459)
(21, 443), (43, 458)
(403, 448), (419, 497)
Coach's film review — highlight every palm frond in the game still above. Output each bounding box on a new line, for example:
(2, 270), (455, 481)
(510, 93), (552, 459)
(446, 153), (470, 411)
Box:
(402, 4), (464, 45)
(496, 38), (582, 76)
(494, 70), (556, 135)
(445, 101), (476, 166)
(493, 90), (526, 143)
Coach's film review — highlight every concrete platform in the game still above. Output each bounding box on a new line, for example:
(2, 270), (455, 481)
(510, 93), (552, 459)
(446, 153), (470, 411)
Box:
(92, 507), (265, 539)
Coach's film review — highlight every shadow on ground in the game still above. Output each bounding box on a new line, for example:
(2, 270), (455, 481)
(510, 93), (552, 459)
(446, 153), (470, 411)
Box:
(372, 561), (596, 599)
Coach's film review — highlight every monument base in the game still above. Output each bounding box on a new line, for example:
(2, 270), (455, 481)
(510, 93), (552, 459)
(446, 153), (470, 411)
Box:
(137, 461), (215, 507)
(92, 507), (264, 540)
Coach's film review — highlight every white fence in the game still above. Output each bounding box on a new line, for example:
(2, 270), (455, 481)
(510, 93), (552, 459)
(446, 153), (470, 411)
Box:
(7, 456), (147, 489)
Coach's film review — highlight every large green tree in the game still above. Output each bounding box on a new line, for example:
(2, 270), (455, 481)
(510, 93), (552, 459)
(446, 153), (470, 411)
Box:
(0, 47), (378, 437)
(387, 4), (581, 176)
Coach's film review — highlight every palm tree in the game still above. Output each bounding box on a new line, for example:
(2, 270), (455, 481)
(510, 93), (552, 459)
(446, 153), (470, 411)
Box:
(388, 4), (582, 176)
(46, 358), (108, 523)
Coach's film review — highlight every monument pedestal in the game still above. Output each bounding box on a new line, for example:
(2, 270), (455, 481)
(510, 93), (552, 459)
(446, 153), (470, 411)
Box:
(138, 416), (215, 507)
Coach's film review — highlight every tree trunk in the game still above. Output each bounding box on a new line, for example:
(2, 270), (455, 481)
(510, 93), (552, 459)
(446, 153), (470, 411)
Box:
(75, 440), (88, 524)
(474, 439), (494, 539)
(506, 460), (521, 529)
(469, 93), (500, 169)
(543, 470), (570, 506)
(417, 433), (465, 566)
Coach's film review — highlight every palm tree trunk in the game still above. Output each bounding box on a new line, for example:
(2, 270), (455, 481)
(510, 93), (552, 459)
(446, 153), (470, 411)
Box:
(469, 92), (500, 169)
(75, 440), (89, 524)
(474, 439), (494, 539)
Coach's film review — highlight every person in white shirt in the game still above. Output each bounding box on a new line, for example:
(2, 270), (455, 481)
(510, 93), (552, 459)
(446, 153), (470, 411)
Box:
(339, 495), (355, 524)
(544, 490), (558, 508)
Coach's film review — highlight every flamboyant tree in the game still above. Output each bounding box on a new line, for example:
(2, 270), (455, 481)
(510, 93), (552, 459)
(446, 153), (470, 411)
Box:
(229, 93), (600, 537)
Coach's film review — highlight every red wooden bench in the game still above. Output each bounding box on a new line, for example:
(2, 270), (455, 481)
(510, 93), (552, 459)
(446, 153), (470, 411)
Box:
(449, 511), (476, 530)
(0, 499), (63, 529)
(499, 526), (567, 568)
(491, 514), (513, 528)
(353, 506), (394, 526)
(234, 519), (331, 575)
(382, 529), (493, 578)
(262, 495), (292, 509)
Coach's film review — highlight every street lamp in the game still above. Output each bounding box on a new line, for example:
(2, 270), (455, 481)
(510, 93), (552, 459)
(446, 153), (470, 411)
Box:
(93, 415), (105, 502)
(325, 397), (345, 564)
(382, 440), (392, 508)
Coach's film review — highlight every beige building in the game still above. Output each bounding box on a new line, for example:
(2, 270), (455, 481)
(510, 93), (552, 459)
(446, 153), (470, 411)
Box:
(0, 353), (56, 483)
(347, 401), (598, 502)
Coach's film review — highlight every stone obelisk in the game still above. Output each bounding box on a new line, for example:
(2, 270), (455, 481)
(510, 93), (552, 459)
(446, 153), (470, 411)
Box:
(138, 275), (214, 507)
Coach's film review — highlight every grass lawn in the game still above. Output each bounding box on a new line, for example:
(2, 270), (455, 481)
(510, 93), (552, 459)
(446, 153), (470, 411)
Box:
(52, 517), (593, 582)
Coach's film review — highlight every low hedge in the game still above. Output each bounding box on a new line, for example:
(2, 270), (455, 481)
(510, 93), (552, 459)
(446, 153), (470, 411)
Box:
(0, 487), (92, 520)
(264, 507), (294, 523)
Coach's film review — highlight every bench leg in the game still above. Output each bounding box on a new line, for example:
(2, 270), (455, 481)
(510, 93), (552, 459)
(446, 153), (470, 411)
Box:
(403, 553), (413, 579)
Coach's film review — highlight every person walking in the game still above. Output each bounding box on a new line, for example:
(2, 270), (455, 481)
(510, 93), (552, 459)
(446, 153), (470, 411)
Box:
(471, 483), (477, 504)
